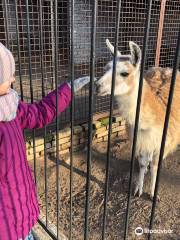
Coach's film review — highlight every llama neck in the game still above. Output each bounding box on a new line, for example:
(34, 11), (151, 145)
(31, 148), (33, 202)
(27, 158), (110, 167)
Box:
(115, 83), (139, 126)
(116, 78), (165, 128)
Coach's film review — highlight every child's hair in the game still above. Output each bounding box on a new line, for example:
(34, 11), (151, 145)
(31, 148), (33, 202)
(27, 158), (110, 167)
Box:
(0, 43), (15, 84)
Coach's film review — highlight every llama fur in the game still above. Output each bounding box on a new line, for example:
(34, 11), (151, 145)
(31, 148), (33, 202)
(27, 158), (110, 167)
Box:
(96, 39), (180, 198)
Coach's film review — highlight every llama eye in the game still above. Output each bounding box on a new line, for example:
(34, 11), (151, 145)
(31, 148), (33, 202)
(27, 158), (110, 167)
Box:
(120, 72), (129, 77)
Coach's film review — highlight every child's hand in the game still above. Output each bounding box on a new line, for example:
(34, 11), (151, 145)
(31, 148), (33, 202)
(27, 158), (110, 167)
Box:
(68, 76), (97, 92)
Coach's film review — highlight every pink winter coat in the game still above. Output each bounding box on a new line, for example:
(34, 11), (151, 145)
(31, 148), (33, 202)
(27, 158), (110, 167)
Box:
(0, 83), (71, 239)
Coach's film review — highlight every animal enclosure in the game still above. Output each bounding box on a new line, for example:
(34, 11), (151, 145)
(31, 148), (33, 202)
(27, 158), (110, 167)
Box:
(0, 0), (179, 125)
(0, 0), (180, 239)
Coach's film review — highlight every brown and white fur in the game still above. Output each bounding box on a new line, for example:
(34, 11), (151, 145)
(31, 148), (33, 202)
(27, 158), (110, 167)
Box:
(96, 39), (180, 199)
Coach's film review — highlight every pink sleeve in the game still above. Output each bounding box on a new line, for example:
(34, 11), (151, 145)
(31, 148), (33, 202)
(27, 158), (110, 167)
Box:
(17, 83), (71, 129)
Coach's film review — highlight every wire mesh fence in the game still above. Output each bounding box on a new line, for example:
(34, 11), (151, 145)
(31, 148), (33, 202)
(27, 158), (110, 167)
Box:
(0, 0), (179, 239)
(0, 0), (179, 125)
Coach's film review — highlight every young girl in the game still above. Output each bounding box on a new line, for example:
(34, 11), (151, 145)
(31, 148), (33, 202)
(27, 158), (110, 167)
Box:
(0, 43), (90, 240)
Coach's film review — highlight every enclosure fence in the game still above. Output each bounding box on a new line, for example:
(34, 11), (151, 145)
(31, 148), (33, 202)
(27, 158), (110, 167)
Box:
(0, 0), (180, 239)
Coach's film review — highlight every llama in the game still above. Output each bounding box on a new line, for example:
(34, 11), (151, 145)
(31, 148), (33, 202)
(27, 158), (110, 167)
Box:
(96, 39), (180, 199)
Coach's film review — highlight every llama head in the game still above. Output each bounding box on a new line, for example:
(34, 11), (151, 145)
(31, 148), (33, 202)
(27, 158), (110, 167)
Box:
(96, 39), (142, 96)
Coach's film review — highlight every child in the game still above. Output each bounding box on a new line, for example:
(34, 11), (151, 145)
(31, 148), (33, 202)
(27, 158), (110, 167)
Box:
(0, 43), (90, 240)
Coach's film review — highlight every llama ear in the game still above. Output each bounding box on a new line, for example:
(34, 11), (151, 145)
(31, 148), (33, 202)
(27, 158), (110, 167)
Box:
(106, 39), (121, 57)
(129, 41), (141, 67)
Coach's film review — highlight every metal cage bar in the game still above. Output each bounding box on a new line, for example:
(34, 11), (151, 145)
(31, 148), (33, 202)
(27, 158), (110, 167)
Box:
(101, 0), (122, 239)
(25, 0), (37, 184)
(84, 1), (97, 239)
(3, 0), (10, 48)
(148, 29), (180, 240)
(54, 0), (60, 238)
(38, 219), (57, 240)
(14, 0), (23, 100)
(69, 0), (75, 239)
(38, 0), (49, 227)
(124, 0), (153, 239)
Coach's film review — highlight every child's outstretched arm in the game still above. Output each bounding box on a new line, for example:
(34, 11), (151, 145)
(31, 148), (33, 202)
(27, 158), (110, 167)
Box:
(17, 76), (91, 129)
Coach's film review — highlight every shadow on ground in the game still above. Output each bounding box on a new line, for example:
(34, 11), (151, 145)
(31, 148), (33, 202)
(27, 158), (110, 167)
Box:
(31, 138), (180, 240)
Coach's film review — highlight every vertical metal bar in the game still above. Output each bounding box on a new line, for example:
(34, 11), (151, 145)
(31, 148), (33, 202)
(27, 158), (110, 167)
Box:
(3, 0), (13, 97)
(124, 1), (153, 239)
(14, 0), (23, 101)
(69, 0), (75, 239)
(51, 0), (55, 90)
(39, 0), (49, 227)
(39, 0), (45, 98)
(3, 0), (10, 48)
(17, 3), (24, 57)
(38, 219), (58, 240)
(155, 0), (167, 67)
(25, 0), (37, 183)
(84, 1), (97, 239)
(101, 1), (122, 239)
(54, 0), (60, 238)
(25, 0), (34, 113)
(148, 30), (180, 240)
